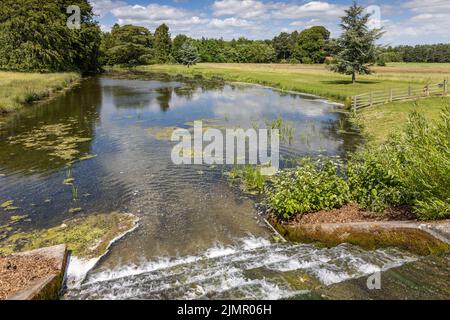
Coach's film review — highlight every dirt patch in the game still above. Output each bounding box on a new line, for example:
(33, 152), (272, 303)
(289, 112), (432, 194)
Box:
(0, 255), (59, 300)
(293, 203), (416, 225)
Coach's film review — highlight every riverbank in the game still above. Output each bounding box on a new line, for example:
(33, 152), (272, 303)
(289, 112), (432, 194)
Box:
(356, 96), (450, 143)
(0, 72), (80, 114)
(135, 63), (450, 105)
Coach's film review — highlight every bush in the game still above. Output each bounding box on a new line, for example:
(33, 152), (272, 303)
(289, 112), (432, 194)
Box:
(347, 151), (406, 212)
(348, 108), (450, 219)
(267, 160), (349, 220)
(391, 109), (450, 219)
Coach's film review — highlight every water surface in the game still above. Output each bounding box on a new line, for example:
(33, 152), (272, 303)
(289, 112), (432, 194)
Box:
(1, 73), (417, 299)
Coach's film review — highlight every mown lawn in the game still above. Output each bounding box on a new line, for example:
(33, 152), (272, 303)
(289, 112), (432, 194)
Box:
(358, 96), (450, 144)
(138, 63), (450, 105)
(0, 72), (80, 113)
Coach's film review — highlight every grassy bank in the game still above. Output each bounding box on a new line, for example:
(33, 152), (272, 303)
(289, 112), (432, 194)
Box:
(357, 97), (450, 144)
(0, 72), (80, 113)
(137, 63), (450, 104)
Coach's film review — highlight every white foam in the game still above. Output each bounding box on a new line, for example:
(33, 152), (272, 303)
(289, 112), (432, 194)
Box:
(66, 236), (419, 299)
(67, 257), (100, 288)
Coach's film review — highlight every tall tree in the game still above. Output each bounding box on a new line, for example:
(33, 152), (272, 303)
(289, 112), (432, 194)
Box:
(272, 32), (293, 61)
(154, 24), (172, 63)
(0, 0), (101, 73)
(102, 24), (154, 66)
(330, 2), (383, 83)
(179, 40), (200, 67)
(172, 34), (189, 63)
(292, 26), (330, 63)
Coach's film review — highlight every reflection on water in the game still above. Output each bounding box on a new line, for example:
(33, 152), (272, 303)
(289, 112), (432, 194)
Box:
(0, 73), (375, 299)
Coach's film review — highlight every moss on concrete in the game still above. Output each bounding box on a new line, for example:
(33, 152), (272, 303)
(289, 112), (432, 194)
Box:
(269, 218), (450, 256)
(0, 213), (138, 258)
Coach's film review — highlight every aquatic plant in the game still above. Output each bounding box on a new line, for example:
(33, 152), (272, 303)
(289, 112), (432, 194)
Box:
(72, 185), (79, 202)
(266, 115), (295, 145)
(6, 123), (92, 164)
(226, 164), (268, 195)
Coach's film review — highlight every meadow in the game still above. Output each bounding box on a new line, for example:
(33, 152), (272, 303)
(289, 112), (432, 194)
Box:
(139, 63), (450, 104)
(0, 72), (80, 113)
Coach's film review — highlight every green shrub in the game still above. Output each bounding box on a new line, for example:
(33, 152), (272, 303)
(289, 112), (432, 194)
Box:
(347, 151), (406, 212)
(391, 109), (450, 219)
(267, 160), (349, 219)
(348, 108), (450, 219)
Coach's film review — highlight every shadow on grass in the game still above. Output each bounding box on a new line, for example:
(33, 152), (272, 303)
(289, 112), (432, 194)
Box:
(321, 80), (380, 85)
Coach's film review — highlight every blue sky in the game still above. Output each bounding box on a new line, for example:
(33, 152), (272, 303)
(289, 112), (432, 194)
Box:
(90, 0), (450, 45)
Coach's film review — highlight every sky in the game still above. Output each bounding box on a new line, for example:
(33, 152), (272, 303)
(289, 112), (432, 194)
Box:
(89, 0), (450, 45)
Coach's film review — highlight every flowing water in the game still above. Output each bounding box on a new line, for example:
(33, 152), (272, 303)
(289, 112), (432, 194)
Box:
(0, 73), (419, 299)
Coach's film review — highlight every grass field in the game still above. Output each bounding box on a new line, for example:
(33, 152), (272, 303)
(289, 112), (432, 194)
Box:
(138, 63), (450, 105)
(357, 97), (450, 143)
(0, 72), (80, 113)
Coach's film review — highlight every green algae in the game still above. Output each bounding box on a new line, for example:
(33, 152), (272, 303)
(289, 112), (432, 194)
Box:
(1, 200), (14, 208)
(78, 154), (97, 161)
(7, 123), (92, 164)
(10, 215), (28, 222)
(146, 127), (183, 141)
(146, 120), (235, 142)
(1, 200), (18, 211)
(63, 178), (75, 185)
(0, 213), (138, 258)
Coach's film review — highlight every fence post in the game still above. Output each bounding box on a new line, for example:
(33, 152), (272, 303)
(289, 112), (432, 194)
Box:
(370, 91), (373, 106)
(426, 85), (430, 96)
(353, 96), (357, 109)
(389, 88), (393, 102)
(444, 79), (448, 96)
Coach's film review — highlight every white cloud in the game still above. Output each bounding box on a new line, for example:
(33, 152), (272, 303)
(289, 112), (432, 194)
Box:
(271, 1), (345, 20)
(108, 3), (209, 34)
(90, 0), (127, 17)
(382, 0), (450, 43)
(212, 0), (270, 19)
(208, 18), (255, 29)
(403, 0), (450, 13)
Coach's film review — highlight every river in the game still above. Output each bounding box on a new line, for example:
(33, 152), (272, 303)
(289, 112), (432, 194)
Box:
(0, 73), (419, 299)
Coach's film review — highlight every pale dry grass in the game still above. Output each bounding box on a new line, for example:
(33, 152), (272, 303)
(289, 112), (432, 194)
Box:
(0, 72), (80, 112)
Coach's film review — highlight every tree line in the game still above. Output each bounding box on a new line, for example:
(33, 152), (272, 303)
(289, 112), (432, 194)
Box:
(0, 0), (448, 75)
(100, 24), (332, 66)
(378, 44), (450, 64)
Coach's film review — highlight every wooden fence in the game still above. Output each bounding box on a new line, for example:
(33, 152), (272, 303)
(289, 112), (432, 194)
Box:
(352, 79), (448, 110)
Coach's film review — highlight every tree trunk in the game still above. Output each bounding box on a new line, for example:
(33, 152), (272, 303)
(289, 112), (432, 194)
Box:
(352, 72), (356, 84)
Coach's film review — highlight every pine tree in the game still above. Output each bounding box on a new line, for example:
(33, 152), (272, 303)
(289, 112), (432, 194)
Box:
(154, 24), (172, 63)
(330, 2), (383, 83)
(179, 40), (200, 67)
